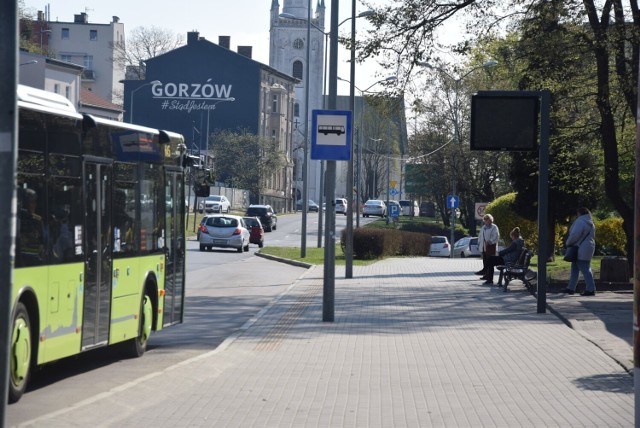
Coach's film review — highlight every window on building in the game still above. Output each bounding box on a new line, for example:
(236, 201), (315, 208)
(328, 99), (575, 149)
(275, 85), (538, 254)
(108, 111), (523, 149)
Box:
(61, 28), (69, 39)
(65, 86), (71, 100)
(84, 55), (93, 71)
(294, 102), (300, 117)
(293, 38), (304, 50)
(60, 54), (72, 62)
(272, 95), (278, 113)
(272, 129), (276, 139)
(53, 84), (60, 94)
(90, 30), (97, 41)
(292, 60), (303, 80)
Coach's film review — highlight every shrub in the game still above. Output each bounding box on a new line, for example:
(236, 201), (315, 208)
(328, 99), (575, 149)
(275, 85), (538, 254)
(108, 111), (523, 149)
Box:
(594, 217), (626, 255)
(485, 193), (539, 252)
(341, 228), (430, 259)
(399, 222), (466, 242)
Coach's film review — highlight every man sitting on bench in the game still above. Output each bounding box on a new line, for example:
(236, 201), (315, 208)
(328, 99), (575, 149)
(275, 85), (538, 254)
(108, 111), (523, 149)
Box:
(482, 227), (525, 285)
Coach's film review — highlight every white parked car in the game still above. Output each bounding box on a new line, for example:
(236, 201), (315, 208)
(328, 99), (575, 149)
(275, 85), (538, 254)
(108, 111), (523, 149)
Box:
(399, 200), (418, 216)
(335, 198), (348, 215)
(362, 199), (387, 217)
(198, 214), (250, 253)
(199, 195), (231, 213)
(429, 236), (451, 257)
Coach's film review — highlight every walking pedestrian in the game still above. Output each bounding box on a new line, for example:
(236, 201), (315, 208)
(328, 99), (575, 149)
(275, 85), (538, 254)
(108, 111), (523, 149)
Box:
(482, 227), (524, 285)
(475, 214), (500, 278)
(561, 207), (597, 296)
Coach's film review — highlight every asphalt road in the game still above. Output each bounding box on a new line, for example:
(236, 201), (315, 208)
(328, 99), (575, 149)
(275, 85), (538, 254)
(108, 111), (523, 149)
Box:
(6, 211), (379, 425)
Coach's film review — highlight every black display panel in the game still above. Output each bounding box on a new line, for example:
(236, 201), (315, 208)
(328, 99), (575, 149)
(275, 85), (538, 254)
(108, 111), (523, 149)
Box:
(470, 95), (539, 151)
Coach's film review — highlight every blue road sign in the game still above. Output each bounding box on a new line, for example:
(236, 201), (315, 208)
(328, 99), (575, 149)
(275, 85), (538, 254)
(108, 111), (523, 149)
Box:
(311, 110), (353, 160)
(390, 204), (400, 218)
(447, 195), (459, 209)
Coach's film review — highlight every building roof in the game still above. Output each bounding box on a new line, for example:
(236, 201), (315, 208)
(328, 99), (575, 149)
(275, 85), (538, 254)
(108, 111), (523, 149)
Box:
(80, 88), (122, 113)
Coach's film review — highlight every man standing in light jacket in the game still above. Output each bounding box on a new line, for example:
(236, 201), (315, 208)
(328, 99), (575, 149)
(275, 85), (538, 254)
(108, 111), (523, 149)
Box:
(475, 214), (500, 278)
(561, 207), (597, 296)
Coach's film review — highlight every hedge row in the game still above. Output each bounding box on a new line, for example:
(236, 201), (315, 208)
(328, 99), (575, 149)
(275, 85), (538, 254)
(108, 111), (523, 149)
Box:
(340, 228), (431, 260)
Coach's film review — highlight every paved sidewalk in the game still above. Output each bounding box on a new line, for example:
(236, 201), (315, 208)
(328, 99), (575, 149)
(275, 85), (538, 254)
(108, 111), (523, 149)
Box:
(15, 258), (634, 427)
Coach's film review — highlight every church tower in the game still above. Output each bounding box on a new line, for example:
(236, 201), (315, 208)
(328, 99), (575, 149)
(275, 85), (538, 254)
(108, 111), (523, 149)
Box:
(269, 0), (326, 202)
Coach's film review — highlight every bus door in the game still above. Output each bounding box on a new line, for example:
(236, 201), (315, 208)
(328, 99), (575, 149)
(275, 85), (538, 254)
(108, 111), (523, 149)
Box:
(164, 168), (185, 325)
(82, 159), (113, 349)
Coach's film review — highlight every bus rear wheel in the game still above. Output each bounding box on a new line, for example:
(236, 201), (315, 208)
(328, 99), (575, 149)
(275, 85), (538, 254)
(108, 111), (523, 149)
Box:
(9, 302), (32, 404)
(125, 293), (152, 358)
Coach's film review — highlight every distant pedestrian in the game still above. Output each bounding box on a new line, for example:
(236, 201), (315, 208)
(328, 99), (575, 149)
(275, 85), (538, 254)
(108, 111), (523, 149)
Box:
(475, 214), (500, 278)
(482, 227), (524, 285)
(561, 207), (597, 296)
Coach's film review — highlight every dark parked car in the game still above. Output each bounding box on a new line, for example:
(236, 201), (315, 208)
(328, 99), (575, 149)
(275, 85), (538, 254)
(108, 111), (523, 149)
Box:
(245, 204), (278, 232)
(243, 216), (265, 248)
(296, 199), (319, 212)
(419, 201), (436, 217)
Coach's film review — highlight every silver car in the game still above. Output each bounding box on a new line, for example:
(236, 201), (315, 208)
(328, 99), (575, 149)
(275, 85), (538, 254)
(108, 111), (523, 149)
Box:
(198, 214), (250, 253)
(199, 195), (231, 213)
(453, 237), (481, 258)
(362, 199), (386, 217)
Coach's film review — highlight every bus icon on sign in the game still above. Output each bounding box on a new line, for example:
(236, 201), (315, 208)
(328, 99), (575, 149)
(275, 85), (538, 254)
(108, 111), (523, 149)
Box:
(318, 125), (345, 136)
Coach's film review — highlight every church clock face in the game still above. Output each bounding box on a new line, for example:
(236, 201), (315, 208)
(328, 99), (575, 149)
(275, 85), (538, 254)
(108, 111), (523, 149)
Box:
(293, 38), (304, 50)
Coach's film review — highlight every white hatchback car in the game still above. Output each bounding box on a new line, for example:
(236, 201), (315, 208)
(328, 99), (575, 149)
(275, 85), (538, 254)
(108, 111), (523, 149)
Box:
(429, 236), (451, 257)
(335, 198), (348, 215)
(198, 214), (250, 253)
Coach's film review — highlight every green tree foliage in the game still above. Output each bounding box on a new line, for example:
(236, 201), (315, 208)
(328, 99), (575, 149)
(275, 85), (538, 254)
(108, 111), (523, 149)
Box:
(210, 129), (284, 202)
(359, 0), (638, 259)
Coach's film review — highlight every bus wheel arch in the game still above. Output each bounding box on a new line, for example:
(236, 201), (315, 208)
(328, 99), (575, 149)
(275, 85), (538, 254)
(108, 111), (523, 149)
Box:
(124, 279), (157, 358)
(9, 296), (38, 404)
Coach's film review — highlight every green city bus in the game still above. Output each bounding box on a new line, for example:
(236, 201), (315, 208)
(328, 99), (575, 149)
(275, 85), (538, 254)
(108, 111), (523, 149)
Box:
(9, 85), (187, 403)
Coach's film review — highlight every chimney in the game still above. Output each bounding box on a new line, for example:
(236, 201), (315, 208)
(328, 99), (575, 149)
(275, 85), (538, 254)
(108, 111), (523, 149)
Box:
(238, 46), (253, 59)
(37, 10), (45, 21)
(187, 31), (200, 45)
(218, 36), (230, 49)
(74, 12), (88, 23)
(112, 16), (120, 23)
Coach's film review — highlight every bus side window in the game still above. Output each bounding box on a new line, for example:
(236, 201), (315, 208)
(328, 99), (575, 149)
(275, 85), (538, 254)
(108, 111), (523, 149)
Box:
(17, 185), (47, 267)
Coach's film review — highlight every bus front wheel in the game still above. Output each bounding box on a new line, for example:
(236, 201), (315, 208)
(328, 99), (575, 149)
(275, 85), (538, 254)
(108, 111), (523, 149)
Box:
(9, 302), (32, 404)
(125, 293), (152, 358)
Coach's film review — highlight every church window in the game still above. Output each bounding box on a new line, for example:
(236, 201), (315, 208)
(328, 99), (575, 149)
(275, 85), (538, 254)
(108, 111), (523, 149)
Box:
(293, 38), (304, 49)
(292, 60), (303, 80)
(294, 102), (300, 117)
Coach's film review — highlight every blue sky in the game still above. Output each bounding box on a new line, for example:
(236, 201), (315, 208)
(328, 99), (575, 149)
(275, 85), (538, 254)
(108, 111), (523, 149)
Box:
(23, 0), (384, 95)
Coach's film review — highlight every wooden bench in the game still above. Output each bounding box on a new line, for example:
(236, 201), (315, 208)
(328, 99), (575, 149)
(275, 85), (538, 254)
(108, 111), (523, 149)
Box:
(496, 248), (535, 292)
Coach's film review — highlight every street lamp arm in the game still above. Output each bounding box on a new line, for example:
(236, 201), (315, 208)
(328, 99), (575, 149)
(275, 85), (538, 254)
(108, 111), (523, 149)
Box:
(281, 9), (373, 34)
(129, 80), (162, 123)
(418, 60), (498, 83)
(338, 76), (396, 94)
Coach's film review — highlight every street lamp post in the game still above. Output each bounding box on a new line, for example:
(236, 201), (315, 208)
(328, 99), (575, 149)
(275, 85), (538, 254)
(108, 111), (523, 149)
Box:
(345, 6), (375, 278)
(420, 60), (497, 257)
(129, 80), (161, 123)
(338, 75), (396, 230)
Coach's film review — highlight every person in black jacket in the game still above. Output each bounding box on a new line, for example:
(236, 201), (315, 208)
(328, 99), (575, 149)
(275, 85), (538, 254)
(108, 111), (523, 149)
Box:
(482, 227), (525, 285)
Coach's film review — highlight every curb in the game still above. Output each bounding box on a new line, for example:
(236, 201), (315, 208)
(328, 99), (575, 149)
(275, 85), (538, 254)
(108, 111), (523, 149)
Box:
(255, 250), (314, 269)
